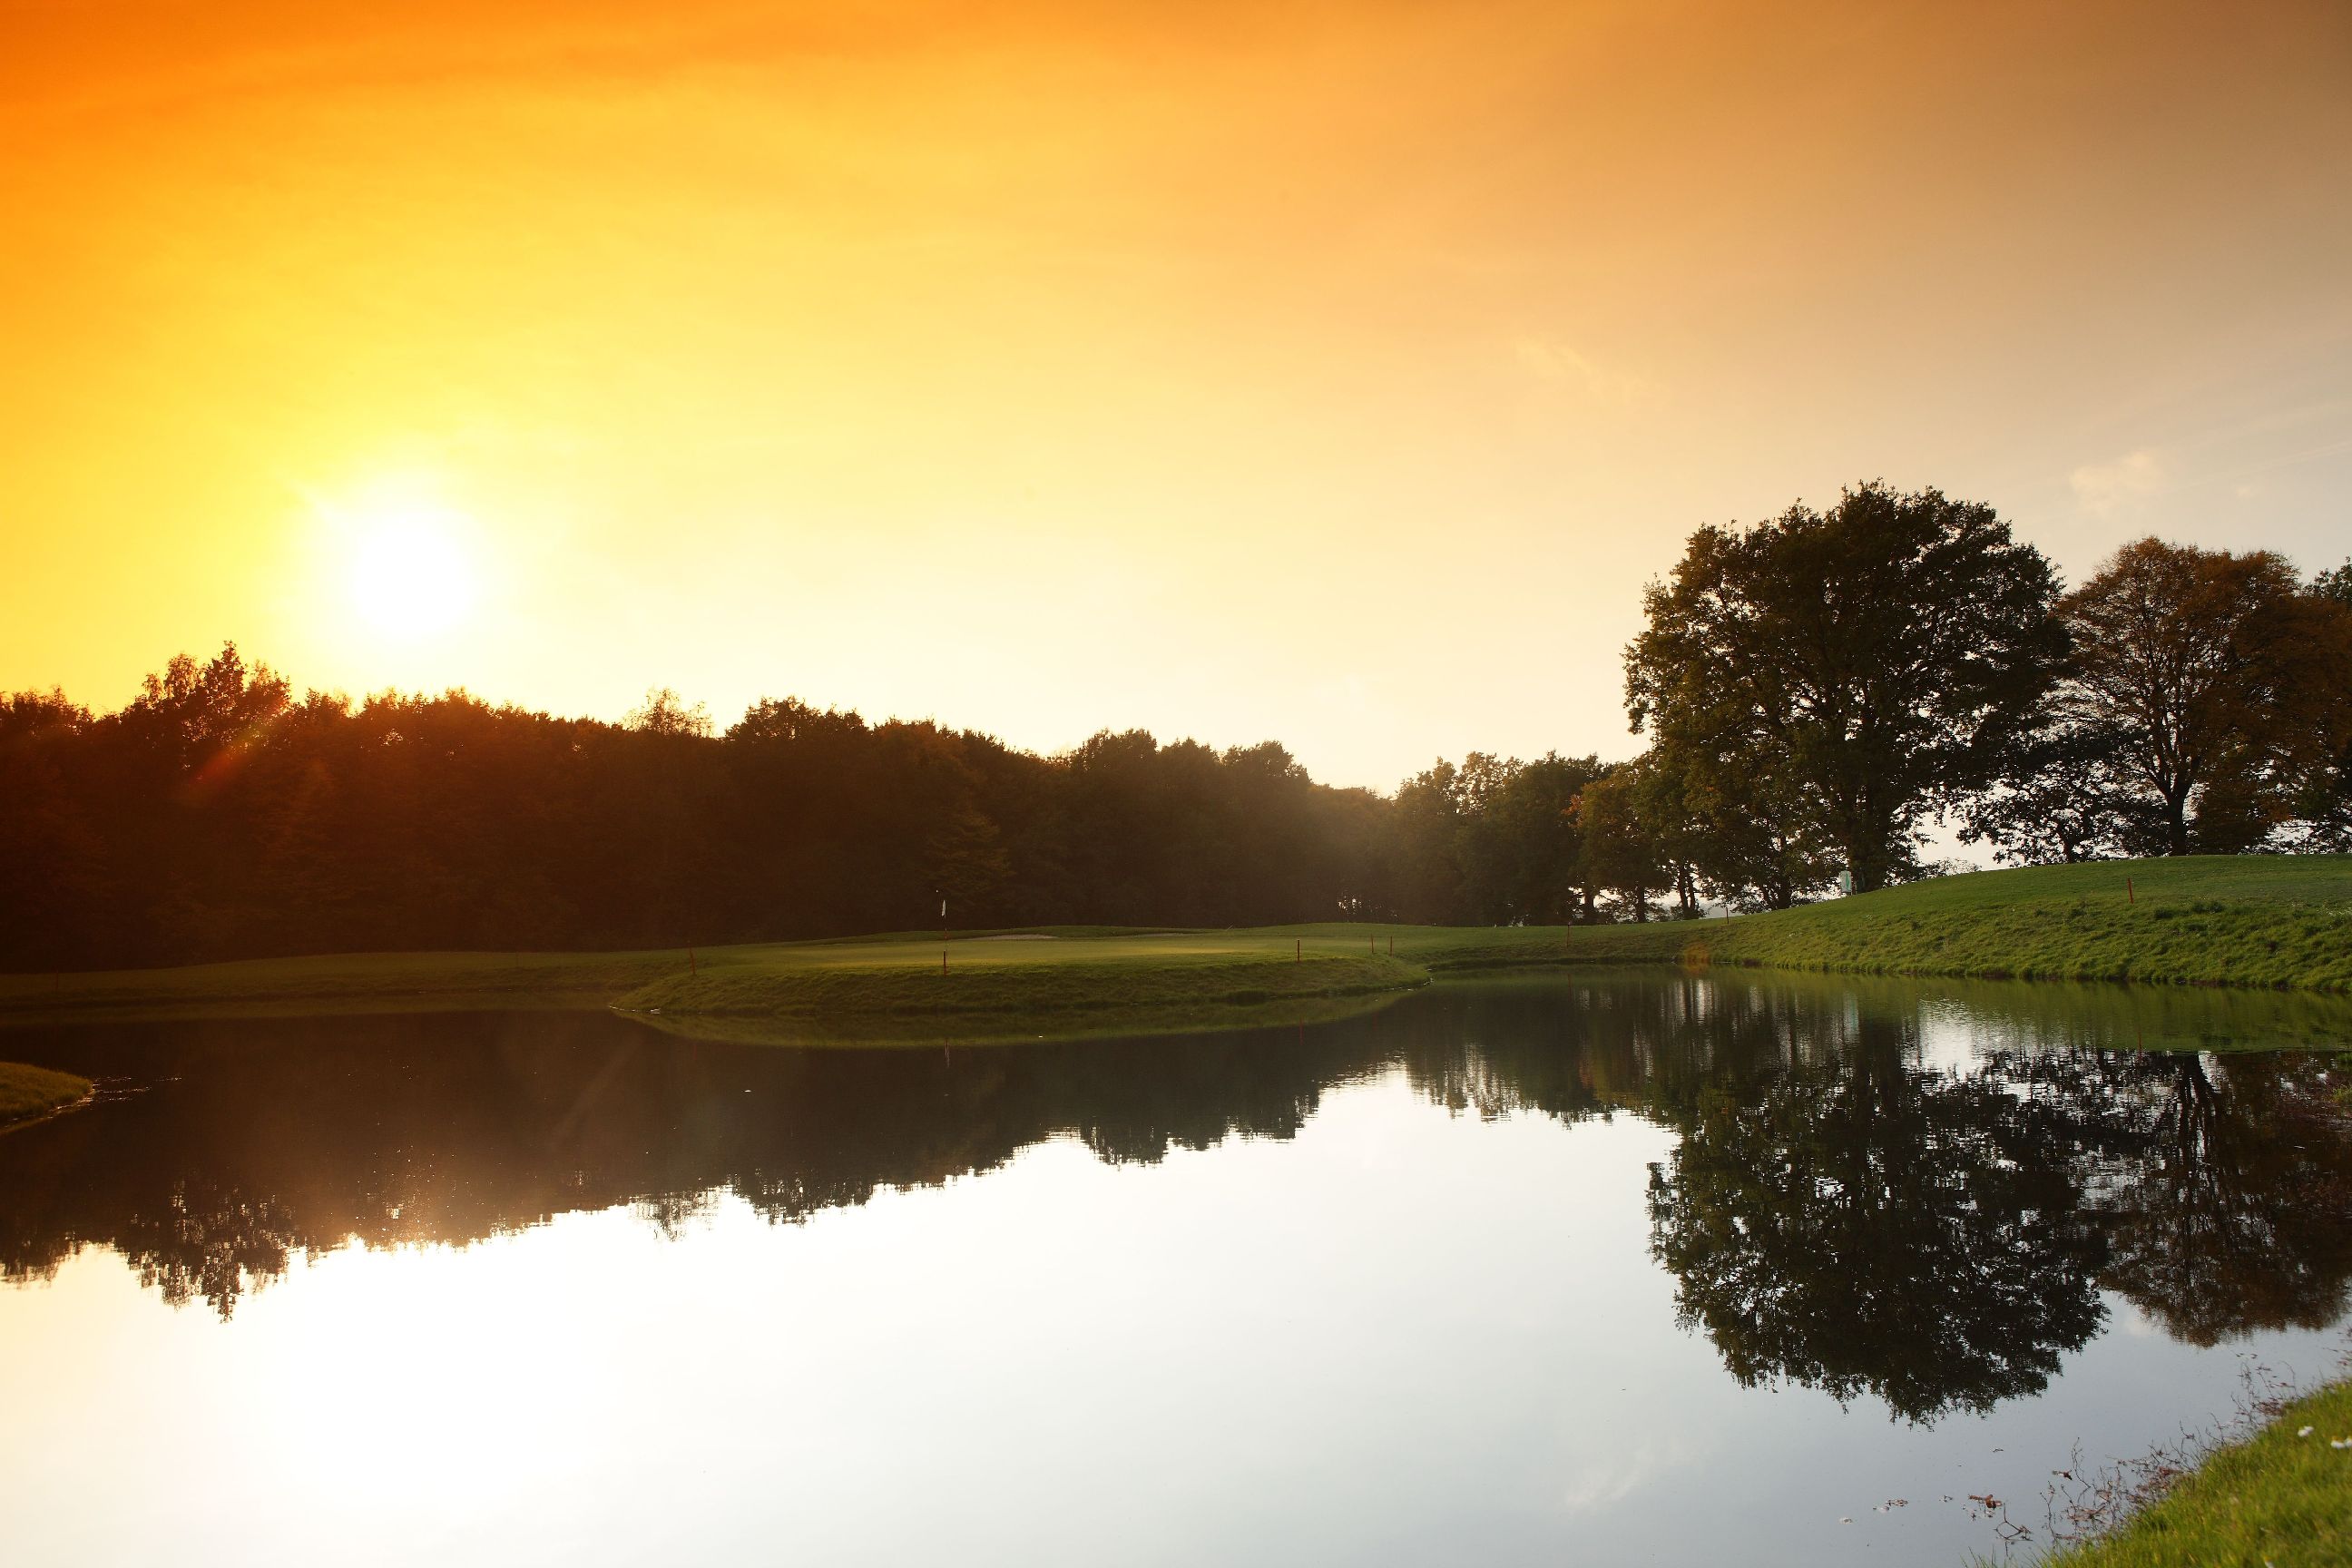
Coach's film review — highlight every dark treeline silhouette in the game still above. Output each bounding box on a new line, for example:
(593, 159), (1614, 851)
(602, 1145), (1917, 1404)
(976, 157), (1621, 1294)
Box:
(0, 650), (1642, 968)
(1627, 483), (2352, 900)
(5, 975), (2347, 1426)
(7, 481), (2348, 967)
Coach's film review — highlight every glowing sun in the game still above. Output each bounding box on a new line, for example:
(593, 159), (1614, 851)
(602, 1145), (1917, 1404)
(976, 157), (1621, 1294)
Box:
(328, 492), (483, 640)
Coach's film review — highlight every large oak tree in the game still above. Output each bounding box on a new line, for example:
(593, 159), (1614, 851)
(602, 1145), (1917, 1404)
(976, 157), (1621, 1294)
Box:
(1624, 483), (2064, 893)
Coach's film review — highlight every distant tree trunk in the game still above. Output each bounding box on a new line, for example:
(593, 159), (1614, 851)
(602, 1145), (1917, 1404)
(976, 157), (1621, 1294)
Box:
(2164, 782), (2192, 856)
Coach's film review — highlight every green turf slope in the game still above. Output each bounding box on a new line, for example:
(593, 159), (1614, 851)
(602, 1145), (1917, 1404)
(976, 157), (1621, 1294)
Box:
(1611, 856), (2352, 991)
(1, 858), (2345, 1043)
(2034, 1379), (2352, 1568)
(0, 1062), (93, 1126)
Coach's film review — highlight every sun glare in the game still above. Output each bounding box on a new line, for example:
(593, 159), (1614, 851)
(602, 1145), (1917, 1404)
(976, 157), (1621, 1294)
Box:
(325, 489), (484, 641)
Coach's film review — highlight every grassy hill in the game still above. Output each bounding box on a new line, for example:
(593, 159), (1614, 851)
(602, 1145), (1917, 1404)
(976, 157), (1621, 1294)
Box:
(0, 856), (2345, 1043)
(1551, 855), (2352, 990)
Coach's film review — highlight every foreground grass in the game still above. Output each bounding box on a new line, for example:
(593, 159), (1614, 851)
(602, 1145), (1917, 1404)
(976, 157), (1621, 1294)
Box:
(0, 857), (2345, 1042)
(0, 1062), (93, 1126)
(2038, 1380), (2352, 1567)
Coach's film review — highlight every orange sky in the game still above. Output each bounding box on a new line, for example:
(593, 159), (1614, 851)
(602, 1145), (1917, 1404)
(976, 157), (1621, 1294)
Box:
(5, 0), (2347, 787)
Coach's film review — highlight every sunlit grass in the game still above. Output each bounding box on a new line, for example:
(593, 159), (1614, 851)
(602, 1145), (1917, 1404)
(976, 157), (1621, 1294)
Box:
(1, 857), (2346, 1044)
(2034, 1379), (2352, 1567)
(615, 942), (1422, 1044)
(0, 1062), (93, 1125)
(1618, 854), (2352, 992)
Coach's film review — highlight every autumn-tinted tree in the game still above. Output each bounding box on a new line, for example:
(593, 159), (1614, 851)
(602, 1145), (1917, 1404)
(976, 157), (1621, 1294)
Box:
(1625, 483), (2065, 892)
(1382, 752), (1612, 924)
(2053, 538), (2311, 854)
(1453, 752), (1610, 923)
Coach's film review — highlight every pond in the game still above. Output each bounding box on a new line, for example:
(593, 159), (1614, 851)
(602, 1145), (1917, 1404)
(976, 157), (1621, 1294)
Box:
(4, 972), (2349, 1566)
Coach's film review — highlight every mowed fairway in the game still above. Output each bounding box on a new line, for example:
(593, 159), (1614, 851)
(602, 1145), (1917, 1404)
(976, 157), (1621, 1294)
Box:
(0, 926), (1489, 1044)
(615, 929), (1436, 1044)
(3, 856), (2347, 1044)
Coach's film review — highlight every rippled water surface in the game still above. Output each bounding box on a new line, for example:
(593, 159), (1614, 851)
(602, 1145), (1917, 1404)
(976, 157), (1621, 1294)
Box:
(5, 973), (2350, 1566)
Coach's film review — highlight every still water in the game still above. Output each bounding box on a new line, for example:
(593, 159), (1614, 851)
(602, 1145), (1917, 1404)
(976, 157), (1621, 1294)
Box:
(4, 973), (2349, 1566)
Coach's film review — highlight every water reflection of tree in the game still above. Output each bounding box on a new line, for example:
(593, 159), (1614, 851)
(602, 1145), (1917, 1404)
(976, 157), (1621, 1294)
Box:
(1640, 988), (2352, 1423)
(2012, 1050), (2352, 1346)
(0, 1013), (1392, 1318)
(1643, 1007), (2107, 1423)
(2, 977), (2347, 1387)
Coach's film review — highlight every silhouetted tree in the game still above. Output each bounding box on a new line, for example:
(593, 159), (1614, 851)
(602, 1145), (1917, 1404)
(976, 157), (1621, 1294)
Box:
(1, 644), (1484, 967)
(1640, 736), (1830, 910)
(1573, 767), (1661, 920)
(0, 689), (105, 966)
(1625, 482), (2065, 892)
(9, 520), (2348, 975)
(2055, 538), (2306, 855)
(1957, 720), (2146, 866)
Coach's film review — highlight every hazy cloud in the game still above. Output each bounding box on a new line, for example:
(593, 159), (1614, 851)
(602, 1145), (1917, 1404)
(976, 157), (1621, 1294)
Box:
(2070, 448), (2168, 515)
(1514, 337), (1666, 408)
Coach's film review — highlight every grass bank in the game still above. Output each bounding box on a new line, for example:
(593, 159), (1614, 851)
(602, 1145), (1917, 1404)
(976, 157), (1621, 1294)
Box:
(0, 1062), (93, 1127)
(2036, 1379), (2352, 1567)
(0, 857), (2345, 1043)
(0, 946), (700, 1024)
(0, 929), (1452, 1044)
(1552, 855), (2352, 992)
(615, 939), (1424, 1044)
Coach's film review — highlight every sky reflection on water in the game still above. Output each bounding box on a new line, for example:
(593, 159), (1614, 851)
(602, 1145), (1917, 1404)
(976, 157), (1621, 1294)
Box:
(3, 973), (2348, 1566)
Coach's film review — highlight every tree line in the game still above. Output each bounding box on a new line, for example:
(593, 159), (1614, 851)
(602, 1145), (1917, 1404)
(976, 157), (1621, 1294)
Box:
(1626, 485), (2352, 899)
(4, 480), (2347, 967)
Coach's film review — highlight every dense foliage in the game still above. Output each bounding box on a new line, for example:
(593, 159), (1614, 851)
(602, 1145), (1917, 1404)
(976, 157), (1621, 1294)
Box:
(0, 649), (1645, 967)
(1975, 537), (2352, 859)
(1625, 483), (2066, 894)
(1627, 485), (2352, 899)
(6, 481), (2347, 968)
